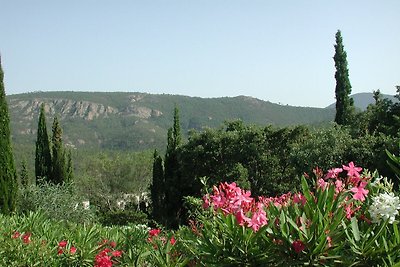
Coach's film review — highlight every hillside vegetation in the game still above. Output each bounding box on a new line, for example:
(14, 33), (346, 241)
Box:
(8, 91), (334, 151)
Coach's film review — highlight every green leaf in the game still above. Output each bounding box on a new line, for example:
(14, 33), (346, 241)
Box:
(393, 222), (400, 244)
(364, 220), (388, 252)
(279, 212), (288, 239)
(350, 217), (360, 242)
(301, 176), (313, 202)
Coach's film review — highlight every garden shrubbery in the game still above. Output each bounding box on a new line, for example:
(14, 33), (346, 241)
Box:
(17, 181), (97, 224)
(2, 162), (400, 266)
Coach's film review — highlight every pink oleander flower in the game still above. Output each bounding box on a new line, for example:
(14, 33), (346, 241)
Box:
(247, 206), (267, 232)
(259, 193), (292, 208)
(111, 250), (122, 257)
(58, 240), (68, 248)
(293, 193), (306, 206)
(202, 195), (210, 209)
(22, 232), (31, 244)
(207, 182), (254, 214)
(344, 201), (361, 219)
(350, 181), (369, 201)
(12, 231), (21, 239)
(235, 209), (250, 226)
(292, 240), (306, 253)
(147, 228), (162, 243)
(232, 189), (253, 210)
(94, 255), (112, 267)
(70, 246), (77, 254)
(95, 248), (114, 267)
(169, 236), (176, 245)
(210, 186), (225, 209)
(326, 236), (333, 248)
(343, 162), (362, 178)
(317, 178), (328, 190)
(149, 228), (161, 237)
(325, 168), (343, 179)
(334, 179), (344, 193)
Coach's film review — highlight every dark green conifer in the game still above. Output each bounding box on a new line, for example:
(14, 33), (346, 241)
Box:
(0, 56), (18, 214)
(51, 116), (66, 184)
(334, 30), (354, 125)
(35, 103), (52, 183)
(20, 159), (29, 187)
(163, 106), (183, 228)
(65, 149), (74, 183)
(150, 149), (165, 223)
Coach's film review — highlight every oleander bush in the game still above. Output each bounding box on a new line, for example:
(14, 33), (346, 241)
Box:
(2, 162), (400, 266)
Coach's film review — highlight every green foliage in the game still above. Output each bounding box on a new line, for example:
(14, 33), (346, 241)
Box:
(183, 213), (271, 266)
(74, 150), (153, 227)
(2, 166), (400, 266)
(0, 56), (17, 215)
(78, 150), (153, 196)
(387, 143), (400, 182)
(354, 89), (400, 137)
(99, 209), (148, 227)
(178, 168), (400, 266)
(151, 149), (165, 224)
(178, 121), (309, 197)
(291, 125), (353, 173)
(51, 116), (67, 184)
(66, 149), (74, 183)
(334, 30), (354, 125)
(8, 91), (335, 153)
(163, 106), (184, 228)
(19, 159), (30, 187)
(17, 182), (96, 224)
(0, 211), (152, 266)
(35, 103), (52, 183)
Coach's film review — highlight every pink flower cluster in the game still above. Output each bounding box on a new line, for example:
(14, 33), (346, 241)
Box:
(57, 240), (77, 255)
(203, 182), (311, 232)
(94, 239), (123, 267)
(303, 162), (370, 219)
(202, 162), (371, 254)
(203, 182), (268, 232)
(147, 228), (176, 248)
(11, 231), (32, 244)
(322, 162), (370, 218)
(292, 240), (306, 253)
(323, 162), (368, 201)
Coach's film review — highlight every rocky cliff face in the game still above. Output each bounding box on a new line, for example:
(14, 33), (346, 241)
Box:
(8, 95), (165, 150)
(9, 97), (163, 121)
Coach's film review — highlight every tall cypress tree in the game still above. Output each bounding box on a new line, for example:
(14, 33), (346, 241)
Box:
(0, 56), (18, 214)
(163, 106), (182, 228)
(150, 149), (165, 223)
(20, 159), (29, 187)
(51, 116), (66, 184)
(334, 30), (354, 125)
(35, 103), (52, 183)
(65, 149), (74, 183)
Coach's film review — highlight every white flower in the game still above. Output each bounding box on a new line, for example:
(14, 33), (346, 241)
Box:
(369, 192), (400, 224)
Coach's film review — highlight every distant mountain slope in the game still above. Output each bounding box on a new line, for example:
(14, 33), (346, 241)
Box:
(326, 92), (398, 110)
(7, 91), (334, 151)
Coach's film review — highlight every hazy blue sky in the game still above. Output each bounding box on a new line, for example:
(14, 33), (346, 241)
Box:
(1, 1), (399, 107)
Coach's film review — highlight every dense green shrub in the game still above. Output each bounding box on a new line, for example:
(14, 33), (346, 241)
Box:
(99, 210), (148, 227)
(17, 182), (96, 224)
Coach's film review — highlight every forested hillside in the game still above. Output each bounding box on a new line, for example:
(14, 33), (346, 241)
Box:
(8, 91), (335, 151)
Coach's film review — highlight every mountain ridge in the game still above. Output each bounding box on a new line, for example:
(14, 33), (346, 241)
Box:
(7, 91), (335, 151)
(9, 91), (396, 152)
(325, 92), (398, 110)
